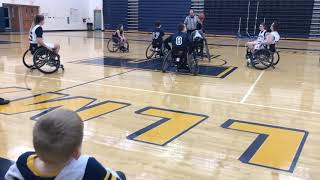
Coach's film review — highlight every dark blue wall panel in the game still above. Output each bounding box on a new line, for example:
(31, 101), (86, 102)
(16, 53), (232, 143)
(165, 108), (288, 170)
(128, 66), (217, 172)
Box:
(204, 0), (314, 37)
(103, 0), (128, 30)
(0, 7), (5, 32)
(138, 0), (191, 32)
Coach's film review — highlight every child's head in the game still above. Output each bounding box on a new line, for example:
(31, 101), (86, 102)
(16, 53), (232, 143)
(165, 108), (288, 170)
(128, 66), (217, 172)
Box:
(155, 21), (161, 28)
(118, 24), (124, 31)
(177, 23), (186, 32)
(259, 23), (267, 31)
(34, 15), (45, 26)
(33, 109), (84, 164)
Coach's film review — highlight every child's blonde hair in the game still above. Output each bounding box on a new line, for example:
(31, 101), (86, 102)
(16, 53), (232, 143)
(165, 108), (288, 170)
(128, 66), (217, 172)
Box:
(33, 109), (83, 164)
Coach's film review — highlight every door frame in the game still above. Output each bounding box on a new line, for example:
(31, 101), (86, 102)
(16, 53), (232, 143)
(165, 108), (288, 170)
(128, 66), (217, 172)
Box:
(3, 3), (39, 32)
(94, 9), (102, 30)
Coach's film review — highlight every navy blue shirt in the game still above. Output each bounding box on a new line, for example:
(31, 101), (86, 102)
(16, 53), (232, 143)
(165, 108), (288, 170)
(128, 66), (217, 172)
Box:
(8, 152), (122, 180)
(171, 32), (189, 48)
(152, 27), (165, 41)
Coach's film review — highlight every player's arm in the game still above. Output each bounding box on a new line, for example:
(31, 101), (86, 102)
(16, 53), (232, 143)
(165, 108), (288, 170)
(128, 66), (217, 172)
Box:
(164, 35), (172, 50)
(263, 34), (274, 45)
(35, 27), (51, 50)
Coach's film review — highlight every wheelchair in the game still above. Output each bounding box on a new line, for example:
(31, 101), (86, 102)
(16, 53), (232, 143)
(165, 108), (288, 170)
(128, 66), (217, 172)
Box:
(192, 38), (211, 62)
(146, 40), (165, 59)
(107, 36), (129, 53)
(246, 44), (280, 70)
(23, 46), (64, 74)
(162, 47), (199, 75)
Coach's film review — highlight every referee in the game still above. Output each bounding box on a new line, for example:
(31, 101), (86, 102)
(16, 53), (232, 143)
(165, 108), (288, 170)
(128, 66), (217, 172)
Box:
(184, 10), (200, 37)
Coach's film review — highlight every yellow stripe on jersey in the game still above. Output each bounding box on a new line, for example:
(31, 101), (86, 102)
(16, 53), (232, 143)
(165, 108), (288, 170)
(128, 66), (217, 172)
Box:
(26, 155), (59, 177)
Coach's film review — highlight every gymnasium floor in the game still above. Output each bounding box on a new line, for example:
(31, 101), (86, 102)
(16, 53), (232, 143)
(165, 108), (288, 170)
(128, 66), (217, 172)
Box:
(0, 31), (320, 180)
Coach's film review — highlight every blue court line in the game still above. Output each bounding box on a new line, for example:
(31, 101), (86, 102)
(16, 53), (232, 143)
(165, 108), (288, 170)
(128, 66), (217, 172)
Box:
(71, 57), (237, 78)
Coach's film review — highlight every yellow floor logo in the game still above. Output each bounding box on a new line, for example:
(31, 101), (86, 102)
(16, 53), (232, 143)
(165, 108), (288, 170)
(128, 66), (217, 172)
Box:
(221, 119), (308, 172)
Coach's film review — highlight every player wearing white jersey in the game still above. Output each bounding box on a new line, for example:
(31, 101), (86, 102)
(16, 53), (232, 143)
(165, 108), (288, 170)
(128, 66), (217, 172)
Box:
(29, 15), (60, 54)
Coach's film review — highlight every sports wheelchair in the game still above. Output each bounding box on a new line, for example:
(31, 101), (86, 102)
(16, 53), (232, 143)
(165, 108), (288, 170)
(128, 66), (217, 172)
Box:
(162, 47), (199, 75)
(23, 46), (64, 74)
(245, 44), (280, 70)
(193, 38), (211, 62)
(107, 36), (129, 53)
(146, 40), (165, 59)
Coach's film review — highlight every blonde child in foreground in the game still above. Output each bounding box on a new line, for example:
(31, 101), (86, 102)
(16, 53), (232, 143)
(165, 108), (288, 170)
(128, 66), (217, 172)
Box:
(5, 109), (126, 180)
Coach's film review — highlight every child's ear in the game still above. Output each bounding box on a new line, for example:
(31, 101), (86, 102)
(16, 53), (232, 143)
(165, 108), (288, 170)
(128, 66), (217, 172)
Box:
(72, 147), (82, 160)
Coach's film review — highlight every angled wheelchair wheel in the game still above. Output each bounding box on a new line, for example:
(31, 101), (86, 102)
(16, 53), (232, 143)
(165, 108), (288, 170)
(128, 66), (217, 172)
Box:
(146, 43), (155, 59)
(162, 51), (172, 73)
(123, 41), (129, 52)
(251, 49), (273, 70)
(204, 39), (211, 62)
(188, 54), (199, 75)
(33, 48), (60, 74)
(107, 39), (118, 52)
(23, 49), (34, 69)
(272, 51), (280, 65)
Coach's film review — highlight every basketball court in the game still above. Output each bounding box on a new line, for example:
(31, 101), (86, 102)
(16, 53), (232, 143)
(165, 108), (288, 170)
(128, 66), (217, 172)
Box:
(1, 0), (320, 179)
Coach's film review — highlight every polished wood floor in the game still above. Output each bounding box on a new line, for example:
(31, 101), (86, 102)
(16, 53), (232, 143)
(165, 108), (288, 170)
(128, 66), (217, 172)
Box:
(0, 31), (320, 180)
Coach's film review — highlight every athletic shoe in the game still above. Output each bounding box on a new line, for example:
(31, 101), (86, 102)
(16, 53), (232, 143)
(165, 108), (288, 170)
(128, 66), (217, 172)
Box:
(0, 98), (10, 105)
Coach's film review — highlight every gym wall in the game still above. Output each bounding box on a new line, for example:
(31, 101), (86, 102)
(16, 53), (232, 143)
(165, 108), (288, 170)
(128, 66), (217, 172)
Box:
(0, 0), (102, 31)
(102, 0), (317, 38)
(204, 0), (315, 37)
(0, 7), (4, 32)
(138, 0), (191, 32)
(103, 0), (128, 30)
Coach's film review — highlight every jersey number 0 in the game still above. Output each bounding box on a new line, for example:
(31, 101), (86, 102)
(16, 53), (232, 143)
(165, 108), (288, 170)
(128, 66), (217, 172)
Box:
(176, 36), (183, 46)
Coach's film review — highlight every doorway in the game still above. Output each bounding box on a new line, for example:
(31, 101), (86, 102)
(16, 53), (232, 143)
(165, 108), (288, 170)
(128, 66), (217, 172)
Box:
(3, 4), (39, 32)
(94, 10), (102, 30)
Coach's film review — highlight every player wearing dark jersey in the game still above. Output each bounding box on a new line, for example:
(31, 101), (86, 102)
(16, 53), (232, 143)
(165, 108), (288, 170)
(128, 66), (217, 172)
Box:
(152, 21), (165, 50)
(164, 23), (191, 69)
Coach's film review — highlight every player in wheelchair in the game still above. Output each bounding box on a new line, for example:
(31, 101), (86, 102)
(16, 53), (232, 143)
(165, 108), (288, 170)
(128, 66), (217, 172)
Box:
(246, 22), (280, 70)
(23, 15), (63, 74)
(162, 24), (199, 75)
(146, 21), (165, 59)
(191, 23), (205, 58)
(107, 24), (129, 53)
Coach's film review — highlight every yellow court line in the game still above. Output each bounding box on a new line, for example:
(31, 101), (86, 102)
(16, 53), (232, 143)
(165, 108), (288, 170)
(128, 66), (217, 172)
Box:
(216, 66), (236, 78)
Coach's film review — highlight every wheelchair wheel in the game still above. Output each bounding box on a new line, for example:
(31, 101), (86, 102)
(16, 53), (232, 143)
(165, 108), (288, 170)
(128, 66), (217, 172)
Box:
(146, 43), (155, 59)
(188, 54), (199, 75)
(33, 48), (60, 74)
(107, 39), (119, 52)
(162, 51), (172, 73)
(251, 49), (274, 70)
(122, 41), (130, 52)
(23, 50), (34, 69)
(204, 39), (211, 62)
(272, 51), (280, 65)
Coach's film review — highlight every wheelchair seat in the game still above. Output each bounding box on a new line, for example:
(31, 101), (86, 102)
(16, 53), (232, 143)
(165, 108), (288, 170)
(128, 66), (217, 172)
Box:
(171, 47), (187, 59)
